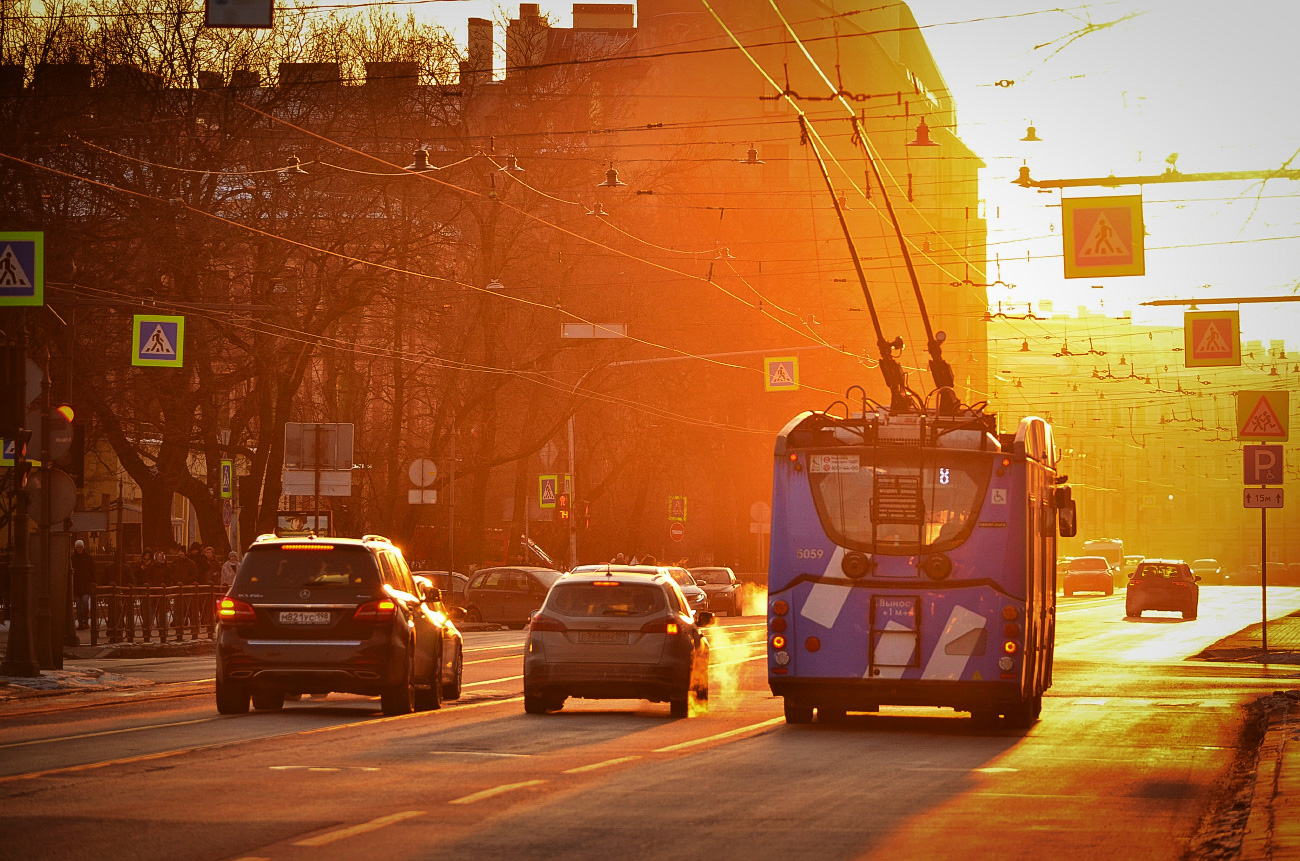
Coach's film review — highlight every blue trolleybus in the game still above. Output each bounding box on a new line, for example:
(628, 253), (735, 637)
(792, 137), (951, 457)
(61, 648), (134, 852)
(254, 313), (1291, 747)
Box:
(767, 403), (1076, 726)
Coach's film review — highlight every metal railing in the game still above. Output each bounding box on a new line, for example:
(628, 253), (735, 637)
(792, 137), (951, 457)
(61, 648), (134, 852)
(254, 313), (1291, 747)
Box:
(89, 585), (221, 645)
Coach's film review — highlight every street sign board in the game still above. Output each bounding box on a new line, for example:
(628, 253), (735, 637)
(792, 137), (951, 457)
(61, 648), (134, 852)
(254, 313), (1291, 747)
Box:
(24, 408), (73, 462)
(1061, 195), (1145, 278)
(1244, 445), (1283, 485)
(764, 356), (799, 392)
(28, 467), (77, 525)
(220, 460), (234, 498)
(669, 522), (685, 542)
(1237, 391), (1289, 442)
(284, 422), (354, 469)
(408, 489), (438, 505)
(1244, 487), (1284, 509)
(408, 458), (438, 488)
(132, 314), (185, 367)
(0, 232), (43, 306)
(668, 495), (687, 522)
(281, 469), (351, 497)
(539, 474), (558, 509)
(1184, 310), (1241, 368)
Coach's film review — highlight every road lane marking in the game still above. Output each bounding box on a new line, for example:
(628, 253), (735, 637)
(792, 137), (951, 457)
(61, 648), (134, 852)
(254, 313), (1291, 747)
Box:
(466, 655), (522, 665)
(653, 717), (784, 753)
(464, 675), (522, 687)
(429, 750), (530, 758)
(714, 652), (768, 669)
(0, 716), (219, 749)
(449, 780), (546, 805)
(563, 756), (640, 774)
(269, 766), (381, 772)
(293, 811), (424, 846)
(463, 645), (524, 653)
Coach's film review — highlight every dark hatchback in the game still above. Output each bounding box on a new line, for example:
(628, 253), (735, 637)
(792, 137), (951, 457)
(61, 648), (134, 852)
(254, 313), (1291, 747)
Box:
(1126, 559), (1200, 620)
(463, 566), (564, 628)
(216, 534), (464, 716)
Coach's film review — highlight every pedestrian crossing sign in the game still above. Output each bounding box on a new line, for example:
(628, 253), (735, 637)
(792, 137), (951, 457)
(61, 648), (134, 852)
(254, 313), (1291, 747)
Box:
(1184, 310), (1241, 367)
(132, 314), (185, 367)
(0, 232), (43, 306)
(539, 474), (558, 509)
(1237, 391), (1289, 442)
(764, 356), (799, 392)
(1061, 195), (1145, 278)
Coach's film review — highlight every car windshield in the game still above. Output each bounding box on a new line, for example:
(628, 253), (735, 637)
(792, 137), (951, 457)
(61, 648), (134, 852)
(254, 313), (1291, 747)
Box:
(1134, 562), (1189, 580)
(1192, 560), (1218, 569)
(691, 569), (731, 584)
(548, 583), (664, 617)
(237, 546), (378, 589)
(533, 569), (564, 588)
(1069, 558), (1108, 571)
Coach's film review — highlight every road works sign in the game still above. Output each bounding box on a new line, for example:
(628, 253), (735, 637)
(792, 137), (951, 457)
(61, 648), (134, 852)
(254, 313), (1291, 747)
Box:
(1184, 310), (1241, 368)
(1061, 195), (1145, 278)
(132, 315), (185, 367)
(0, 232), (43, 306)
(1237, 391), (1289, 442)
(764, 356), (799, 392)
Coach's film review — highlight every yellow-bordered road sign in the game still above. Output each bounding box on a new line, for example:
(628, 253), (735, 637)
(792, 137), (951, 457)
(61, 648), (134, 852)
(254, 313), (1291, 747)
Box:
(1184, 310), (1241, 367)
(0, 232), (43, 306)
(132, 315), (185, 367)
(1062, 195), (1145, 278)
(1237, 390), (1289, 442)
(764, 356), (799, 392)
(539, 474), (558, 509)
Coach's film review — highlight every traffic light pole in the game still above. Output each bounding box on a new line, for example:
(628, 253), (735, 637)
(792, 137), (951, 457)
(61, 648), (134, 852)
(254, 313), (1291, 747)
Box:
(1, 315), (38, 677)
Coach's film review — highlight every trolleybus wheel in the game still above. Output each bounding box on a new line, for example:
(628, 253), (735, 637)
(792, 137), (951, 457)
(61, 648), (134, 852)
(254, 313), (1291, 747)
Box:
(783, 701), (814, 724)
(1004, 696), (1038, 729)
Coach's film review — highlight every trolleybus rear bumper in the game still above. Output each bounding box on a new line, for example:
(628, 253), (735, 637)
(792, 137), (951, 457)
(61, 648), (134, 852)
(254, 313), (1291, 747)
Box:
(770, 677), (1028, 712)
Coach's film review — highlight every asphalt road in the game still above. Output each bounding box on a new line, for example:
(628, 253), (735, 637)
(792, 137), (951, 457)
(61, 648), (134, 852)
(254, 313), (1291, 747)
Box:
(3, 587), (1300, 861)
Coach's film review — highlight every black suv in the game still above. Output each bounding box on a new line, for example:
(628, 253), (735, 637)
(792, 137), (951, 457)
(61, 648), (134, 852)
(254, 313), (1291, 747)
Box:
(1126, 559), (1200, 620)
(216, 534), (464, 716)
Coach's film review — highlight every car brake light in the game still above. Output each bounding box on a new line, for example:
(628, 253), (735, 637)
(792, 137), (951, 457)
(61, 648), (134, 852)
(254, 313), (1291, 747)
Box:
(529, 613), (568, 633)
(354, 599), (397, 622)
(218, 597), (257, 626)
(640, 618), (680, 635)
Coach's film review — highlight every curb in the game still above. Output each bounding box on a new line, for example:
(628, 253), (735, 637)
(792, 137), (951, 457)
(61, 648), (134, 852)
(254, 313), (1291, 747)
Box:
(1240, 692), (1300, 861)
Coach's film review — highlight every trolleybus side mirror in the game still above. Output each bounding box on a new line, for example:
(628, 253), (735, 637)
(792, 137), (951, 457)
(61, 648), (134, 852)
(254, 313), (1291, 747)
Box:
(1057, 500), (1078, 538)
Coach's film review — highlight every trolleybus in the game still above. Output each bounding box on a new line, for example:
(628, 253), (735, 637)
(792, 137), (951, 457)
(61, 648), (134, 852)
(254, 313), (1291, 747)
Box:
(767, 400), (1076, 726)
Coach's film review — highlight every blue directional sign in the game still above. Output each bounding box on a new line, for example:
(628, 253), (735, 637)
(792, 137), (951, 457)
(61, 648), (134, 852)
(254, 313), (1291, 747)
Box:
(132, 315), (185, 367)
(0, 232), (43, 306)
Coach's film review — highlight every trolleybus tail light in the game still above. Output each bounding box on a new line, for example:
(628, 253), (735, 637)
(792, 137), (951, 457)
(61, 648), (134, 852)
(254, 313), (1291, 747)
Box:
(1003, 640), (1018, 655)
(805, 636), (821, 652)
(1004, 623), (1020, 638)
(922, 554), (952, 581)
(770, 616), (787, 633)
(842, 551), (873, 579)
(1002, 606), (1019, 621)
(772, 600), (789, 616)
(218, 597), (257, 625)
(772, 635), (787, 650)
(789, 453), (802, 472)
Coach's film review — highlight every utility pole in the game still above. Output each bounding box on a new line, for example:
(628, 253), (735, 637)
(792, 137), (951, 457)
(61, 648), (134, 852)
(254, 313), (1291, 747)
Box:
(0, 310), (37, 676)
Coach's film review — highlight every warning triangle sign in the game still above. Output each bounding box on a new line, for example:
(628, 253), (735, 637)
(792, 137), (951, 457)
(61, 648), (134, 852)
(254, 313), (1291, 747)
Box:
(141, 324), (176, 356)
(0, 245), (32, 288)
(1242, 396), (1286, 438)
(1193, 321), (1231, 357)
(1077, 213), (1129, 259)
(770, 364), (793, 385)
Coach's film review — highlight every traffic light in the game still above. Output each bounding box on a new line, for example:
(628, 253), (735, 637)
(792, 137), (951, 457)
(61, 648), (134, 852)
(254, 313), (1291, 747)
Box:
(557, 492), (569, 520)
(11, 432), (30, 491)
(581, 500), (591, 531)
(0, 338), (23, 439)
(53, 414), (85, 487)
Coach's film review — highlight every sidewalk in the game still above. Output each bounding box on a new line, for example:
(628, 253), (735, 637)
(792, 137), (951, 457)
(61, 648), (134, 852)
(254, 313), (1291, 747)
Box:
(1194, 610), (1300, 861)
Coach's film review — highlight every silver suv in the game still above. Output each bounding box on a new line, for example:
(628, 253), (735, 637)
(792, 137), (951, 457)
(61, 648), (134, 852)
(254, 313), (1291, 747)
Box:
(523, 567), (713, 717)
(216, 534), (464, 716)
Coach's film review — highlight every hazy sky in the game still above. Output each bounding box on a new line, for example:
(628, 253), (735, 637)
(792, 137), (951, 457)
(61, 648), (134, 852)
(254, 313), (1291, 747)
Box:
(414, 1), (1300, 345)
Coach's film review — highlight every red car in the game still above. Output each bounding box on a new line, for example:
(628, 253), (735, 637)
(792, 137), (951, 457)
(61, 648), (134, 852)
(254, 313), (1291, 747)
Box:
(1064, 556), (1114, 596)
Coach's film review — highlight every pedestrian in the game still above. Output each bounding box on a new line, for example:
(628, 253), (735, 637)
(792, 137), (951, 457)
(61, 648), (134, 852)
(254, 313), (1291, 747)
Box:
(70, 539), (97, 630)
(203, 546), (218, 582)
(220, 551), (239, 589)
(612, 552), (626, 564)
(182, 542), (208, 585)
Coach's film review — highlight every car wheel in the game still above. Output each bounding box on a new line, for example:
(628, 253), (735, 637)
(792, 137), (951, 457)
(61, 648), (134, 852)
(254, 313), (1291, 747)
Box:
(251, 690), (285, 711)
(284, 693), (304, 702)
(547, 695), (566, 712)
(732, 597), (742, 617)
(1105, 585), (1114, 596)
(1004, 695), (1039, 729)
(216, 678), (250, 715)
(441, 647), (463, 701)
(466, 607), (483, 624)
(783, 700), (814, 724)
(1184, 607), (1198, 621)
(1126, 601), (1140, 618)
(381, 653), (415, 716)
(1064, 589), (1073, 597)
(413, 647), (443, 712)
(524, 693), (550, 715)
(670, 695), (689, 719)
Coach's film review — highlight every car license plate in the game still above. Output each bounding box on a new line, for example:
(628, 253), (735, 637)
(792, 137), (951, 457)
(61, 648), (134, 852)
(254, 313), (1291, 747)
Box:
(578, 631), (628, 645)
(280, 611), (330, 625)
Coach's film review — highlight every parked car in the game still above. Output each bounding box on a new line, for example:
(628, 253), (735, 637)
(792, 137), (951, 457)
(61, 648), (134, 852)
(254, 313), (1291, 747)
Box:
(1064, 556), (1114, 596)
(414, 570), (469, 606)
(1190, 559), (1222, 584)
(1126, 559), (1199, 620)
(522, 567), (713, 717)
(689, 566), (746, 615)
(1122, 555), (1145, 577)
(216, 533), (464, 716)
(663, 566), (711, 614)
(463, 566), (564, 628)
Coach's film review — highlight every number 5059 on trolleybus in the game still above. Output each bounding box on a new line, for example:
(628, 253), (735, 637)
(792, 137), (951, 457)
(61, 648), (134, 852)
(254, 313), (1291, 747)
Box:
(766, 402), (1077, 727)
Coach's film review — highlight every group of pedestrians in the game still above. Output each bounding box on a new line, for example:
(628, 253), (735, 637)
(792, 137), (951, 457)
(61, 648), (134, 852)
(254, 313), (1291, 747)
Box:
(68, 540), (242, 633)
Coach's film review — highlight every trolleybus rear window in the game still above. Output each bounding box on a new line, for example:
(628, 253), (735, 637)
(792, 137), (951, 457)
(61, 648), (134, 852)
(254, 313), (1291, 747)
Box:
(807, 450), (991, 555)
